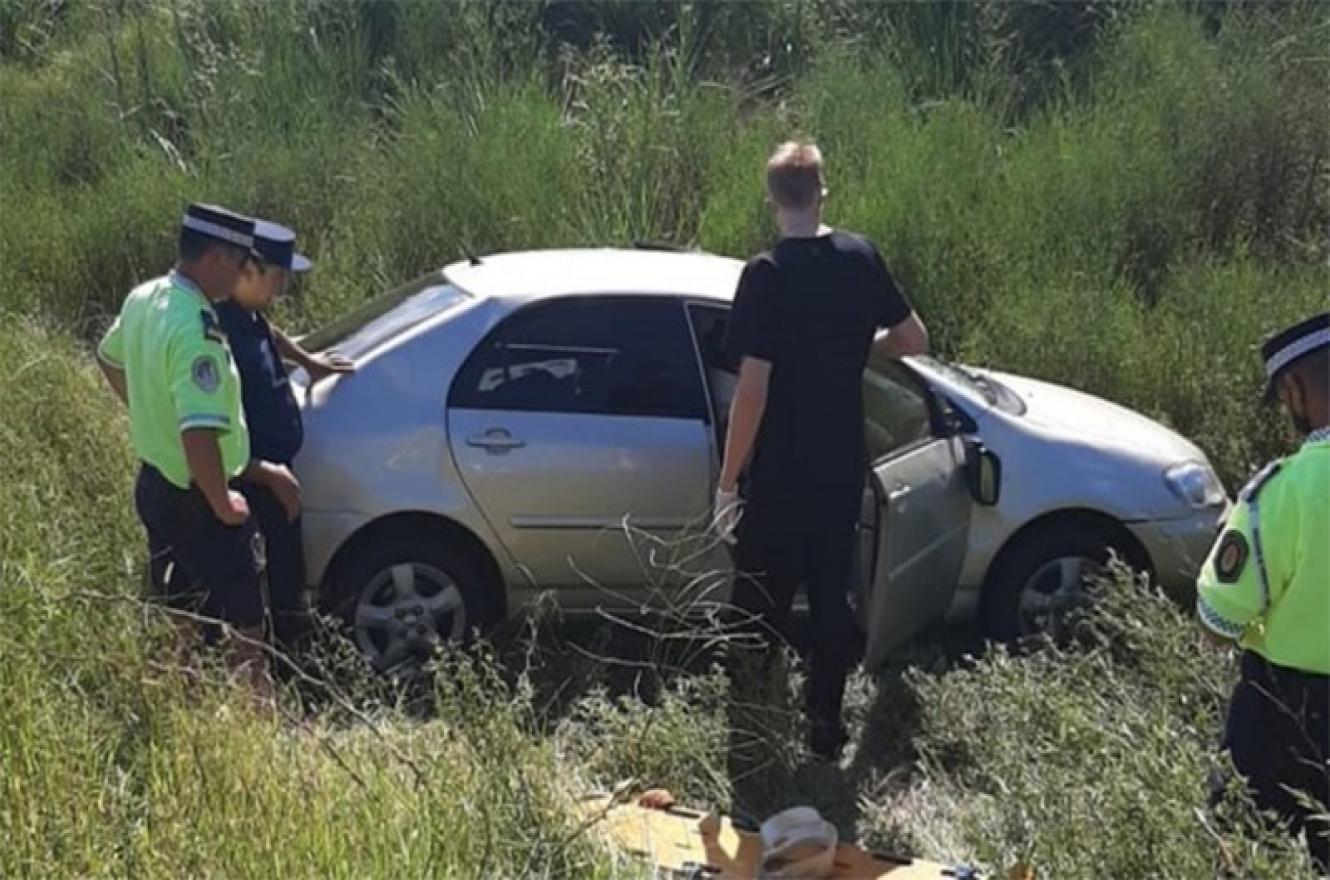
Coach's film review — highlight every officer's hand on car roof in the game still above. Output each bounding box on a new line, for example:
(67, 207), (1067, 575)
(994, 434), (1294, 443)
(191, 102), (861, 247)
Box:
(305, 351), (356, 384)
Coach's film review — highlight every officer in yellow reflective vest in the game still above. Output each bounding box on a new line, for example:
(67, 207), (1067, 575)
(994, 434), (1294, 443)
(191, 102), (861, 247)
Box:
(1197, 311), (1330, 868)
(98, 203), (274, 700)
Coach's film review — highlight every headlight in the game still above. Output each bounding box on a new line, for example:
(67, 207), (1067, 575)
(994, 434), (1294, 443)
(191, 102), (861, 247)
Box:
(1164, 461), (1226, 509)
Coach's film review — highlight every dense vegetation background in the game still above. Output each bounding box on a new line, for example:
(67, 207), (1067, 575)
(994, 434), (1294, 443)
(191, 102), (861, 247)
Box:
(1, 1), (1326, 876)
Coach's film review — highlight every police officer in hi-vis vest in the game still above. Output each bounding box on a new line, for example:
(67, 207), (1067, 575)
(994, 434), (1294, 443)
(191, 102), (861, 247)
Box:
(1197, 312), (1330, 868)
(98, 203), (292, 700)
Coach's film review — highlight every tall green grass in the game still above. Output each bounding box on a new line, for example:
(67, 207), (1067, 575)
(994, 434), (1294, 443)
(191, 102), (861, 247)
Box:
(3, 319), (1316, 876)
(3, 2), (1328, 875)
(2, 1), (1325, 481)
(0, 321), (640, 878)
(904, 583), (1317, 876)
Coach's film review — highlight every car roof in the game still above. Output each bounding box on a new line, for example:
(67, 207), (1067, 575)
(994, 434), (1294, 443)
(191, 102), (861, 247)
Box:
(442, 248), (744, 305)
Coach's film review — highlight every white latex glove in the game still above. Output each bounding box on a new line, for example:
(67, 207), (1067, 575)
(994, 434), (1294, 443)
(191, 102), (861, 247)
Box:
(713, 487), (742, 545)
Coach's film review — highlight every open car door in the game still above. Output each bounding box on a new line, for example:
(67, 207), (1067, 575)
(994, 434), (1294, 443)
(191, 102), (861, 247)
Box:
(856, 364), (972, 667)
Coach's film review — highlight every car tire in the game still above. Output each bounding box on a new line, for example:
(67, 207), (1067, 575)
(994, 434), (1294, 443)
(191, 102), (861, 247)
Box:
(326, 536), (497, 674)
(980, 522), (1143, 644)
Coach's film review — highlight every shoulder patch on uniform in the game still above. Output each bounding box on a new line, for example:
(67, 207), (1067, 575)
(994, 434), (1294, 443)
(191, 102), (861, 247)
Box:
(1237, 460), (1283, 503)
(1214, 530), (1249, 584)
(200, 309), (226, 345)
(191, 355), (221, 394)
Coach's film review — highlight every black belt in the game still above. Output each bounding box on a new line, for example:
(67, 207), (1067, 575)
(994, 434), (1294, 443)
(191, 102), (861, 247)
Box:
(140, 461), (244, 492)
(139, 462), (200, 501)
(1241, 650), (1330, 690)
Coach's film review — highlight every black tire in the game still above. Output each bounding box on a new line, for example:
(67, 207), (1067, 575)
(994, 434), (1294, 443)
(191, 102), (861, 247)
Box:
(979, 522), (1143, 643)
(326, 535), (497, 674)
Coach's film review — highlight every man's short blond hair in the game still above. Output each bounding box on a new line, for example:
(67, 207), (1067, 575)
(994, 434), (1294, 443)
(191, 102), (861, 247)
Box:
(766, 140), (824, 210)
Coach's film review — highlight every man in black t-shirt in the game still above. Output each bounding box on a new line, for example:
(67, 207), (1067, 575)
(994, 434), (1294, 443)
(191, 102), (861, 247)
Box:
(717, 140), (929, 760)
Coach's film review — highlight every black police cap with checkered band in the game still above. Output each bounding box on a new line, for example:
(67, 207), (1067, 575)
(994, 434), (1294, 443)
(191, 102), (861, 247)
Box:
(1261, 311), (1329, 401)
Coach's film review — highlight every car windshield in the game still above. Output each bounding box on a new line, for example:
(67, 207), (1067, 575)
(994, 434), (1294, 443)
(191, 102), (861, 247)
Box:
(915, 356), (1026, 416)
(301, 273), (470, 359)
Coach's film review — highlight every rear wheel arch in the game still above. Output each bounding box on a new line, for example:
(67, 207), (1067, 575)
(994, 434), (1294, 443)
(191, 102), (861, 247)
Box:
(321, 511), (506, 622)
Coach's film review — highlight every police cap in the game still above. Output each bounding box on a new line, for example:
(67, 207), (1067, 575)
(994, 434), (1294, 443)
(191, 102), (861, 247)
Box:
(1262, 311), (1330, 401)
(252, 220), (311, 273)
(181, 203), (257, 251)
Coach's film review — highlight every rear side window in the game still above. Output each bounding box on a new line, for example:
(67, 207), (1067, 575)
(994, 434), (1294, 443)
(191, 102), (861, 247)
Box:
(450, 297), (707, 420)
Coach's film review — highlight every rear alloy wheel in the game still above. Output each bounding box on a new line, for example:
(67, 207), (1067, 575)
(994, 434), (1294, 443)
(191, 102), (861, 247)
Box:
(980, 524), (1139, 643)
(330, 539), (494, 675)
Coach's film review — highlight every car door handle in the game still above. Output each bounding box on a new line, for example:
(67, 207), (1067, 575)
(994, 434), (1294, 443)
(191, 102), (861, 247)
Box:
(888, 485), (911, 503)
(467, 429), (526, 451)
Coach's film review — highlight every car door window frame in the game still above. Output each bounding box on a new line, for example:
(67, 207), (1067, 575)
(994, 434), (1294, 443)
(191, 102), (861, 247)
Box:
(685, 301), (734, 421)
(448, 295), (710, 421)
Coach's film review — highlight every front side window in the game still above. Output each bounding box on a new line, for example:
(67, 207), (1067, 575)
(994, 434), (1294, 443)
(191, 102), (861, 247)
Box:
(451, 297), (707, 420)
(863, 363), (935, 461)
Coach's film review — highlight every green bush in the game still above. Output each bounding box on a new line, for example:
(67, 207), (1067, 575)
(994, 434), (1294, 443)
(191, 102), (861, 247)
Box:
(904, 580), (1317, 877)
(3, 2), (1328, 875)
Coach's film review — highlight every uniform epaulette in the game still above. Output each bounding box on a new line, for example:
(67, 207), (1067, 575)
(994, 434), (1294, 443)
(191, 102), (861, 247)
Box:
(200, 309), (227, 345)
(1238, 459), (1283, 503)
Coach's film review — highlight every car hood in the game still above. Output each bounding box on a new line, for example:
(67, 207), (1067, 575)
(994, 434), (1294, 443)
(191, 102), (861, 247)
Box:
(983, 370), (1205, 464)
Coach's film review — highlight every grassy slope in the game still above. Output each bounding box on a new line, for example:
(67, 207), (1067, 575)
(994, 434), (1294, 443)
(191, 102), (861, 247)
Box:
(0, 321), (1314, 875)
(1, 2), (1326, 876)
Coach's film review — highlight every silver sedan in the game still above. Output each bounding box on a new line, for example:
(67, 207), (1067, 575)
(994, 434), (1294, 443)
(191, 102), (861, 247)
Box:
(291, 248), (1229, 671)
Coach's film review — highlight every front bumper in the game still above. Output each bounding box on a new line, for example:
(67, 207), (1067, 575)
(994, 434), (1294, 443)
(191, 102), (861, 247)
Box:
(1126, 501), (1230, 597)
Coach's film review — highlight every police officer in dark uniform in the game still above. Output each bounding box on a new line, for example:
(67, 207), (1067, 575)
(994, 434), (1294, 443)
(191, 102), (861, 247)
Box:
(1198, 312), (1330, 868)
(218, 220), (354, 649)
